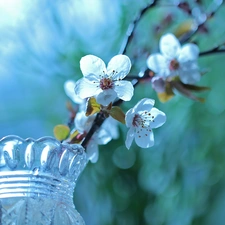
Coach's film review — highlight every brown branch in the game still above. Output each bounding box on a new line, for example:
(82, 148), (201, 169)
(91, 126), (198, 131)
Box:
(199, 47), (225, 57)
(119, 0), (159, 55)
(81, 112), (106, 148)
(81, 2), (159, 149)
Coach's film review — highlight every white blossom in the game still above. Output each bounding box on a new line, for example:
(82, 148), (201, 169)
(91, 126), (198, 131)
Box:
(74, 111), (118, 163)
(64, 80), (84, 105)
(125, 98), (166, 149)
(75, 54), (134, 106)
(147, 33), (200, 84)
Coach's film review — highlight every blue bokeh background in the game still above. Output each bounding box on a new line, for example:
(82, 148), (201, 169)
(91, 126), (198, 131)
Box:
(1, 0), (225, 224)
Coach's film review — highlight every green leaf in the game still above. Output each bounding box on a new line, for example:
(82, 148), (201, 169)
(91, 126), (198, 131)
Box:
(158, 92), (175, 102)
(174, 19), (196, 38)
(53, 125), (70, 141)
(171, 81), (205, 102)
(181, 83), (210, 92)
(157, 82), (175, 103)
(109, 106), (125, 124)
(86, 97), (101, 116)
(68, 130), (86, 144)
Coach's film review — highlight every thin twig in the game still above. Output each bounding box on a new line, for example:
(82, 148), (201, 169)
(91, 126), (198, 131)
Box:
(81, 112), (106, 148)
(119, 0), (159, 55)
(199, 47), (225, 57)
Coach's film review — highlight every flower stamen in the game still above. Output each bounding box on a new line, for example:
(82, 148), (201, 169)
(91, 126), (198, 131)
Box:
(100, 78), (113, 90)
(169, 59), (180, 71)
(132, 111), (153, 128)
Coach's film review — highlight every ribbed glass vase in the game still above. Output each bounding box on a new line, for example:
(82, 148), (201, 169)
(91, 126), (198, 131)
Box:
(0, 135), (87, 225)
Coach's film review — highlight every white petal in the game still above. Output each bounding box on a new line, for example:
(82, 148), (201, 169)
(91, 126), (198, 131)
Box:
(86, 140), (99, 163)
(64, 80), (84, 104)
(96, 89), (117, 106)
(179, 69), (201, 84)
(149, 107), (166, 129)
(107, 55), (131, 80)
(84, 74), (100, 82)
(114, 80), (134, 101)
(146, 54), (170, 77)
(74, 78), (101, 99)
(125, 127), (135, 149)
(178, 43), (199, 63)
(134, 127), (154, 148)
(125, 107), (136, 127)
(94, 128), (112, 145)
(80, 55), (106, 77)
(151, 77), (166, 93)
(134, 98), (155, 112)
(74, 111), (87, 132)
(75, 111), (95, 133)
(160, 33), (181, 59)
(102, 117), (119, 139)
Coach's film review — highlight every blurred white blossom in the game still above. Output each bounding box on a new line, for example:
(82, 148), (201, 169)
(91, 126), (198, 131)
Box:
(147, 33), (200, 84)
(64, 80), (84, 104)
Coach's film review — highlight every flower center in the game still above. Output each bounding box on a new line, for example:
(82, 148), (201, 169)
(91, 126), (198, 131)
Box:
(100, 78), (113, 90)
(169, 59), (179, 71)
(132, 112), (154, 128)
(132, 114), (142, 127)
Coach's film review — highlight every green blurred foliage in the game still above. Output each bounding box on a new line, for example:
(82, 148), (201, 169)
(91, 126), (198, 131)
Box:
(0, 0), (225, 225)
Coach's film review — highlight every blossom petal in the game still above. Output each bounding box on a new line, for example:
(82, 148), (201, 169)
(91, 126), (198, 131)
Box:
(179, 69), (201, 84)
(107, 55), (131, 80)
(114, 80), (134, 101)
(84, 74), (100, 82)
(178, 43), (199, 63)
(74, 111), (87, 133)
(102, 117), (119, 139)
(134, 127), (154, 148)
(125, 107), (135, 127)
(125, 127), (135, 149)
(74, 111), (95, 133)
(96, 89), (117, 106)
(181, 60), (199, 71)
(147, 54), (170, 77)
(74, 78), (101, 99)
(133, 98), (155, 112)
(64, 80), (84, 104)
(86, 140), (99, 163)
(80, 55), (106, 77)
(94, 128), (112, 145)
(160, 33), (181, 59)
(150, 107), (166, 129)
(151, 77), (166, 93)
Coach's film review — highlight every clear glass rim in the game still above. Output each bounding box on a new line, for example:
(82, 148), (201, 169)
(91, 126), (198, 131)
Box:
(0, 135), (87, 203)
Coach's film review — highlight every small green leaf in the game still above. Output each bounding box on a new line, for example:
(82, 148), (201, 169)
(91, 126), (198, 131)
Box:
(69, 130), (80, 141)
(174, 19), (196, 38)
(86, 97), (101, 116)
(158, 92), (175, 102)
(172, 81), (205, 102)
(68, 130), (85, 144)
(181, 83), (210, 92)
(157, 82), (175, 103)
(53, 125), (70, 141)
(109, 106), (125, 124)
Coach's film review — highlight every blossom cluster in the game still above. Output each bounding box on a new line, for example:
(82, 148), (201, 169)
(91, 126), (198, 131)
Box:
(147, 33), (200, 87)
(61, 32), (203, 163)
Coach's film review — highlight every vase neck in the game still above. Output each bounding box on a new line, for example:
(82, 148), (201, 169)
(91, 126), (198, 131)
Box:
(0, 170), (75, 205)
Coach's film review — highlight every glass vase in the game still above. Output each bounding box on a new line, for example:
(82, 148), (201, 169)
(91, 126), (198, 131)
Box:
(0, 135), (87, 225)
